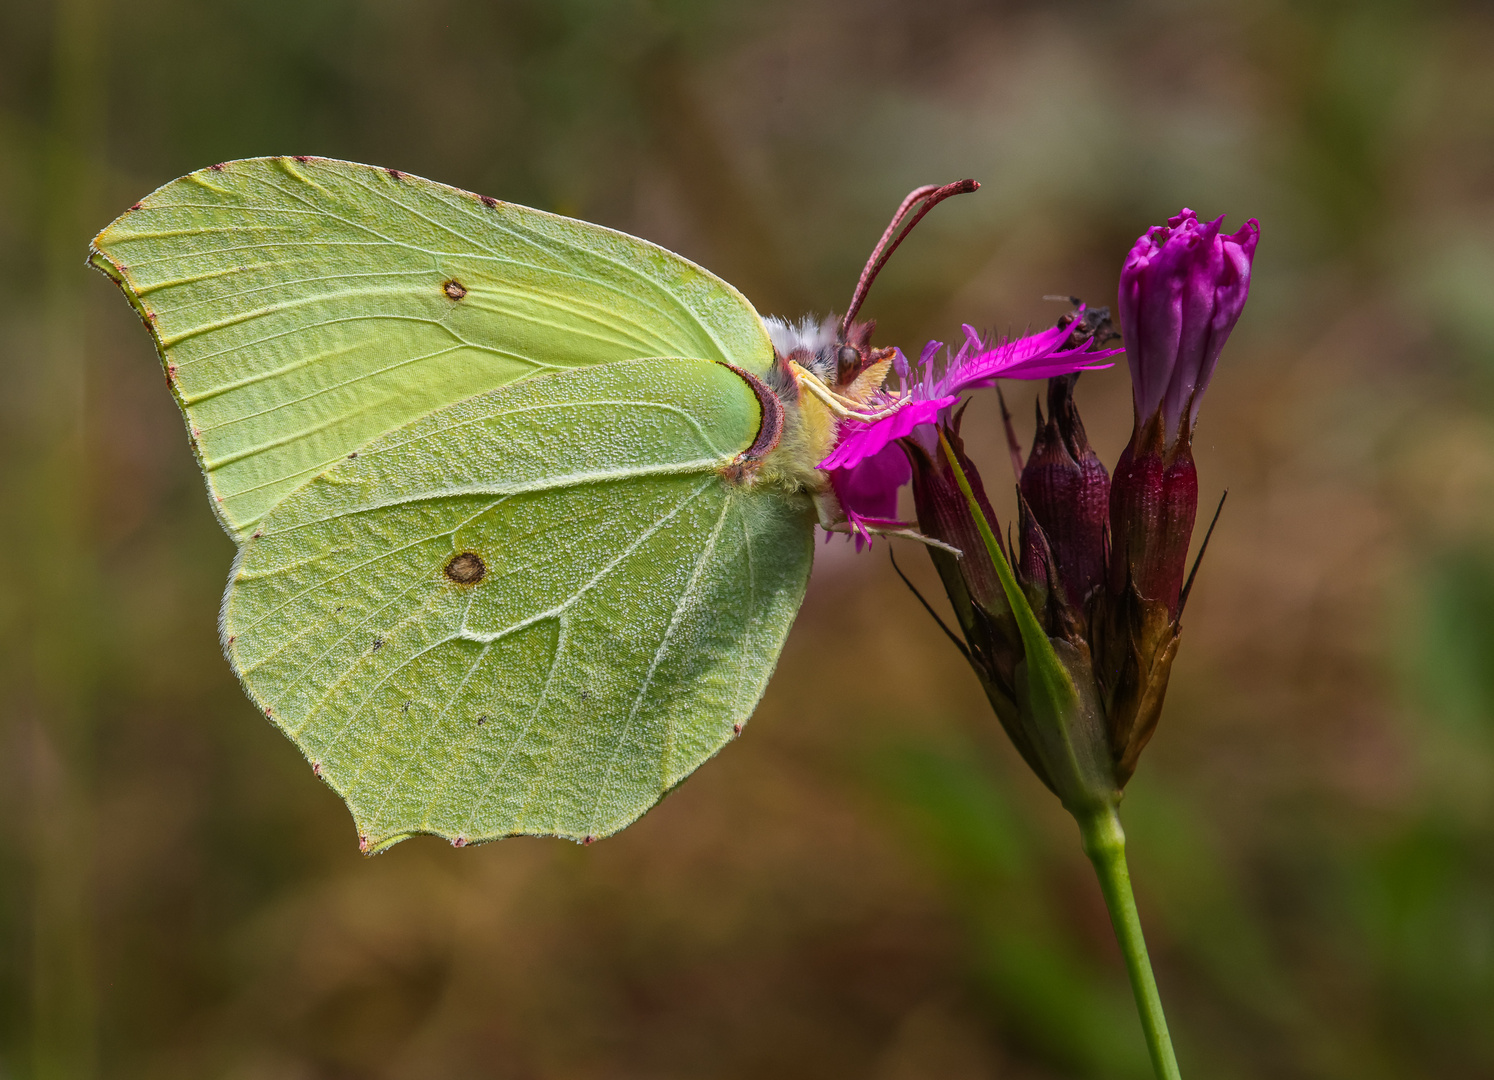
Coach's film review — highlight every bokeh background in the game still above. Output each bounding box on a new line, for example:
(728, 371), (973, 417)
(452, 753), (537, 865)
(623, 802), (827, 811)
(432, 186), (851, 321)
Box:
(3, 0), (1494, 1077)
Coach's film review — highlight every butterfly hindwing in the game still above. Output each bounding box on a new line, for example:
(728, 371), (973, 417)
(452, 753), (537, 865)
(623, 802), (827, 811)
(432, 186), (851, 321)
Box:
(222, 357), (815, 848)
(89, 157), (775, 538)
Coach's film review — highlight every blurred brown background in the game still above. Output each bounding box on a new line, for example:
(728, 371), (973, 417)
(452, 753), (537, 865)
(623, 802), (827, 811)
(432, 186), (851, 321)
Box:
(3, 0), (1493, 1077)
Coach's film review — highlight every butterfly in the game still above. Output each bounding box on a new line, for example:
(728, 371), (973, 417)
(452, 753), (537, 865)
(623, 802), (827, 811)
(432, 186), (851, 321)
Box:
(90, 157), (971, 851)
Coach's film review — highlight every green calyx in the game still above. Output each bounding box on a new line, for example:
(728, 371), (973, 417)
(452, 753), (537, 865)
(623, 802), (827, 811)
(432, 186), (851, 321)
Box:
(937, 431), (1119, 816)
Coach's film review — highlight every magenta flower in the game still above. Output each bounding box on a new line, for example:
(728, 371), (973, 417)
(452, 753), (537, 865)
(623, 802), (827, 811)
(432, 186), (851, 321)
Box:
(828, 441), (912, 551)
(833, 194), (1258, 1077)
(820, 316), (1118, 484)
(1118, 209), (1260, 446)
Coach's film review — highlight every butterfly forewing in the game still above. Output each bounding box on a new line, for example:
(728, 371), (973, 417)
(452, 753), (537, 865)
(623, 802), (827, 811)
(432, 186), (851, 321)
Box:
(222, 358), (814, 847)
(90, 157), (775, 537)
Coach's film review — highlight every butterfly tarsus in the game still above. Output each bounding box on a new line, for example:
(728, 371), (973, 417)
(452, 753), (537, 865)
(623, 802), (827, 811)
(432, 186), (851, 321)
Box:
(789, 361), (908, 422)
(823, 519), (963, 556)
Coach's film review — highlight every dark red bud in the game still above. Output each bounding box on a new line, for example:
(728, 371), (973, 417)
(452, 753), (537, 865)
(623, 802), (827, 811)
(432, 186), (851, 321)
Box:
(1017, 494), (1053, 596)
(1107, 415), (1198, 617)
(1019, 376), (1111, 612)
(910, 425), (1005, 614)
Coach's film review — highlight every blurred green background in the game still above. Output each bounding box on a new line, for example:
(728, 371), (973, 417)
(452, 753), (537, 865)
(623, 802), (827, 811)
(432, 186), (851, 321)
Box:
(3, 0), (1494, 1076)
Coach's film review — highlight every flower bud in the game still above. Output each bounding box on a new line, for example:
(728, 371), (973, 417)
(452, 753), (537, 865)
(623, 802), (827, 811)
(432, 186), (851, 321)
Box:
(1107, 416), (1198, 617)
(1117, 209), (1259, 448)
(1019, 374), (1111, 614)
(1098, 209), (1258, 783)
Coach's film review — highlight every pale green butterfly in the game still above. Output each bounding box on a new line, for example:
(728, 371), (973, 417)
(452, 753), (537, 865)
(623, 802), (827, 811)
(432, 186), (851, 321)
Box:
(90, 157), (968, 851)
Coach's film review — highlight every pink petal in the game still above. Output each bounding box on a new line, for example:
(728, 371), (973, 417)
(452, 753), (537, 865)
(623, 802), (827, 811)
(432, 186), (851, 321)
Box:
(828, 442), (911, 524)
(937, 319), (1114, 396)
(818, 396), (957, 472)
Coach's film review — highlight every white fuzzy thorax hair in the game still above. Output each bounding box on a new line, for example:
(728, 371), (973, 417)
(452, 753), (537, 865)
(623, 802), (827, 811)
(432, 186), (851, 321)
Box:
(764, 314), (838, 359)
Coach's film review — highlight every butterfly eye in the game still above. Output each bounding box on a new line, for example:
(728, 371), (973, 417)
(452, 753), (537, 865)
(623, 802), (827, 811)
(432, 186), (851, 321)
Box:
(836, 343), (862, 382)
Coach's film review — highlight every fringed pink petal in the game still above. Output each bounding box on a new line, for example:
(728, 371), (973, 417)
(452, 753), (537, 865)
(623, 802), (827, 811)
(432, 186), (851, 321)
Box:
(818, 396), (956, 472)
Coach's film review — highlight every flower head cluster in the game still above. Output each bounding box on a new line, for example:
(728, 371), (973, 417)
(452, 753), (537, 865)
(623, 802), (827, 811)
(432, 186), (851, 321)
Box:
(793, 197), (1256, 1069)
(816, 208), (1257, 804)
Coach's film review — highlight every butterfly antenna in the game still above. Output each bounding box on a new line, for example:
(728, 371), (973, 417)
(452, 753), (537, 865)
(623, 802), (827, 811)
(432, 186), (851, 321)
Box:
(841, 179), (980, 338)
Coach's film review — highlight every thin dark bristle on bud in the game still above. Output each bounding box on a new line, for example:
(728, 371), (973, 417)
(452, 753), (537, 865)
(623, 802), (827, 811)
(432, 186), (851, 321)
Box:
(841, 179), (980, 337)
(996, 386), (1025, 482)
(889, 549), (972, 664)
(1175, 490), (1227, 620)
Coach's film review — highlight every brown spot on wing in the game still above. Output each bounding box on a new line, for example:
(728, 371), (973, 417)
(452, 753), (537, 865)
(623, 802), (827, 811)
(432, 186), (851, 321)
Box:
(444, 551), (486, 585)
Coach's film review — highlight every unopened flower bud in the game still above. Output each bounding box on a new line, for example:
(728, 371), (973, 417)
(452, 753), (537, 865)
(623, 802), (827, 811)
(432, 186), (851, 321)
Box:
(1108, 209), (1255, 612)
(1099, 209), (1258, 783)
(1019, 374), (1111, 614)
(1117, 209), (1259, 449)
(1107, 418), (1198, 617)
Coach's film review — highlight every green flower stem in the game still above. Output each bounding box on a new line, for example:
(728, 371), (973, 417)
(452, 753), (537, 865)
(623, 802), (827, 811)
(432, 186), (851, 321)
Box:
(1079, 805), (1182, 1080)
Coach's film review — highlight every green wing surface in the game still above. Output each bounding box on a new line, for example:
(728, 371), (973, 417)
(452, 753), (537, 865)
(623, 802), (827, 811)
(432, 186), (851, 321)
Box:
(89, 157), (774, 538)
(223, 358), (815, 848)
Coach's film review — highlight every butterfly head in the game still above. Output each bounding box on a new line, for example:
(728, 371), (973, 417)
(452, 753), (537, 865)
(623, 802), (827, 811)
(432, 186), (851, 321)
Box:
(763, 314), (892, 398)
(745, 180), (980, 506)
